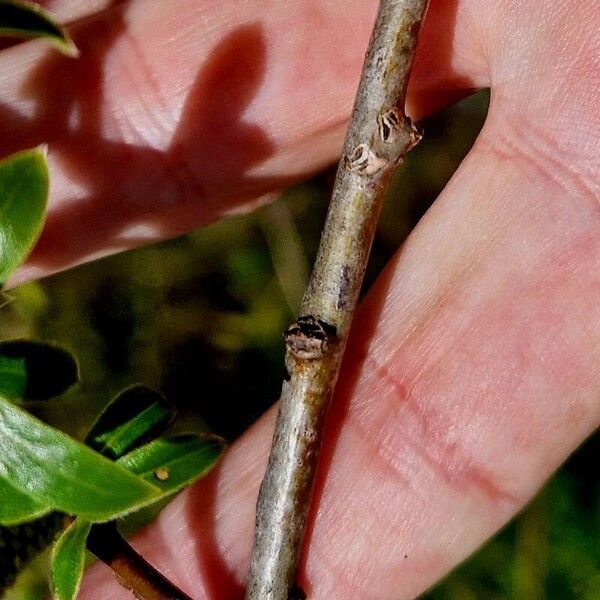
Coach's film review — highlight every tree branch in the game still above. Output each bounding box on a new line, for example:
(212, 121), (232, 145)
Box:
(245, 1), (429, 598)
(87, 523), (194, 600)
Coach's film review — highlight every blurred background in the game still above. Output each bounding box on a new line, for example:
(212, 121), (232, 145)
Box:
(2, 90), (598, 599)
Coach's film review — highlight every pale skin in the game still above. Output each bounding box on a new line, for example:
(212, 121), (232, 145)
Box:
(1, 0), (599, 598)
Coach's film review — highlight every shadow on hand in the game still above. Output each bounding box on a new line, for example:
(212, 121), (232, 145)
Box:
(0, 6), (294, 276)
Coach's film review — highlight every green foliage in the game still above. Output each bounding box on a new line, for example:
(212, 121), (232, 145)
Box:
(0, 398), (161, 522)
(0, 478), (50, 526)
(0, 297), (226, 594)
(118, 433), (225, 497)
(50, 521), (91, 600)
(0, 386), (225, 596)
(0, 336), (225, 596)
(85, 385), (175, 459)
(0, 0), (77, 56)
(43, 433), (224, 600)
(0, 395), (226, 523)
(0, 340), (78, 401)
(0, 148), (48, 287)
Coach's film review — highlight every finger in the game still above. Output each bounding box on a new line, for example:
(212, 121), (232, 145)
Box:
(0, 0), (488, 286)
(31, 1), (120, 23)
(78, 0), (600, 597)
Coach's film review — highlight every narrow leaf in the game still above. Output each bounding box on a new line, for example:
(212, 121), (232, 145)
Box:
(0, 475), (52, 525)
(0, 340), (78, 401)
(85, 385), (175, 459)
(0, 397), (161, 522)
(51, 520), (91, 600)
(118, 434), (225, 498)
(0, 147), (49, 286)
(0, 0), (77, 56)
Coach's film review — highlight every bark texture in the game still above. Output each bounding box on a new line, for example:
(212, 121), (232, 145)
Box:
(245, 1), (429, 598)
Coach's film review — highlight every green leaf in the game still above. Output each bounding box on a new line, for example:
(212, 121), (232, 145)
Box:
(0, 147), (49, 286)
(0, 475), (52, 525)
(0, 397), (161, 522)
(118, 433), (225, 498)
(85, 385), (175, 460)
(0, 340), (78, 401)
(0, 0), (77, 56)
(51, 520), (91, 600)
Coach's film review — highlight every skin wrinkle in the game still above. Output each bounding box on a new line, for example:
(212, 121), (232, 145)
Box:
(347, 413), (412, 488)
(342, 143), (600, 508)
(483, 110), (599, 205)
(110, 28), (176, 148)
(306, 449), (465, 599)
(359, 356), (517, 505)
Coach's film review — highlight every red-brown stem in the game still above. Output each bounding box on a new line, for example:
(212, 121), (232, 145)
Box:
(87, 523), (194, 600)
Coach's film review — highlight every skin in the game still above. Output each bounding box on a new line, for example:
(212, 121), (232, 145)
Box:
(1, 0), (599, 598)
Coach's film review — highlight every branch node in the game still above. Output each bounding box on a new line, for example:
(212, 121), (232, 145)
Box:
(284, 316), (337, 360)
(377, 107), (403, 143)
(345, 143), (387, 175)
(406, 118), (423, 150)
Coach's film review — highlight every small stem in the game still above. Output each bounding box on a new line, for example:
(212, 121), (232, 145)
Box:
(87, 523), (194, 600)
(245, 1), (429, 599)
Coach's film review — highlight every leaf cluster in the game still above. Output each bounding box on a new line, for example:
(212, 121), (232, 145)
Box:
(0, 368), (224, 599)
(0, 10), (226, 595)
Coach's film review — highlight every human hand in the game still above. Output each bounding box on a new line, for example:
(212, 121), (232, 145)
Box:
(1, 0), (599, 598)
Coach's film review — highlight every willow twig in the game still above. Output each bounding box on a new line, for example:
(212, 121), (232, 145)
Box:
(245, 1), (429, 598)
(87, 523), (194, 600)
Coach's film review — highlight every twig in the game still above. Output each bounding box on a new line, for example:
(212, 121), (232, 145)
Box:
(87, 523), (194, 600)
(245, 1), (429, 598)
